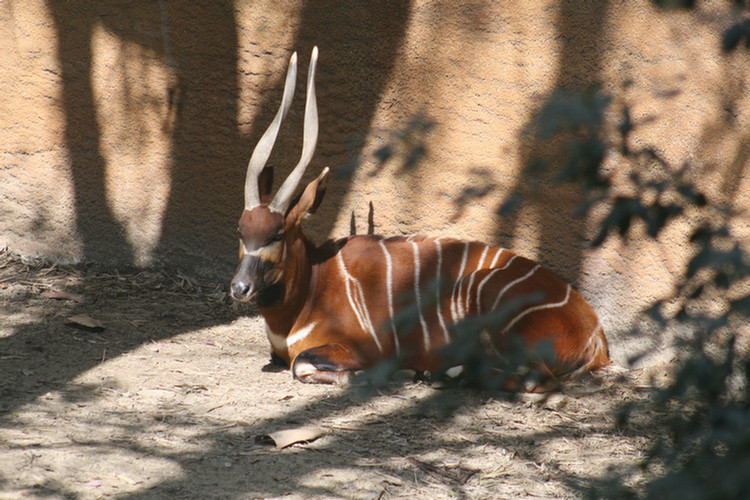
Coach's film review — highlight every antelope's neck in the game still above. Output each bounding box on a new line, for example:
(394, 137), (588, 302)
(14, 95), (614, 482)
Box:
(257, 234), (314, 337)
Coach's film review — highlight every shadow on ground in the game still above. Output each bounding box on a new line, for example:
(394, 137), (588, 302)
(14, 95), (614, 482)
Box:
(0, 250), (654, 500)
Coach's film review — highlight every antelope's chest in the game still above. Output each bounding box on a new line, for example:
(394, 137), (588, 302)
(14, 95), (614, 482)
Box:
(263, 320), (319, 360)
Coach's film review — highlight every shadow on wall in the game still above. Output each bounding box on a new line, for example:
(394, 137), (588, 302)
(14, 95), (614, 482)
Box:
(696, 48), (750, 216)
(47, 1), (142, 267)
(0, 0), (411, 451)
(1, 0), (413, 446)
(501, 1), (610, 285)
(47, 1), (245, 276)
(47, 1), (412, 279)
(261, 1), (412, 245)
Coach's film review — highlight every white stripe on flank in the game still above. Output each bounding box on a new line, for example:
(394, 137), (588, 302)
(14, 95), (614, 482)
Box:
(498, 254), (517, 271)
(379, 239), (400, 355)
(337, 252), (383, 352)
(433, 238), (450, 343)
(584, 320), (604, 356)
(411, 241), (430, 352)
(463, 269), (482, 316)
(502, 284), (571, 333)
(488, 248), (504, 268)
(464, 245), (490, 313)
(571, 320), (606, 375)
(476, 254), (517, 313)
(288, 321), (318, 346)
(450, 242), (471, 322)
(490, 263), (541, 312)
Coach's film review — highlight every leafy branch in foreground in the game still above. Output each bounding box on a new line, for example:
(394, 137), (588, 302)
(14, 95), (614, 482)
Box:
(529, 84), (750, 499)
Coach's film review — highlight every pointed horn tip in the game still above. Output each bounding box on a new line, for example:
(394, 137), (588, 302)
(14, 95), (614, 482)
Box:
(312, 46), (319, 58)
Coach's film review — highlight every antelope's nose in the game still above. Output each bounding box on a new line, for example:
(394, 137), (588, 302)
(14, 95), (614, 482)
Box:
(230, 280), (251, 301)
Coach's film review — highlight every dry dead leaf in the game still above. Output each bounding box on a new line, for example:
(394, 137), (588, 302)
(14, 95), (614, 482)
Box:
(257, 426), (324, 449)
(66, 314), (105, 331)
(41, 288), (88, 303)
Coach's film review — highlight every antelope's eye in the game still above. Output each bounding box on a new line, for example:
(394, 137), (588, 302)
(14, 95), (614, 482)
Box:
(269, 232), (284, 243)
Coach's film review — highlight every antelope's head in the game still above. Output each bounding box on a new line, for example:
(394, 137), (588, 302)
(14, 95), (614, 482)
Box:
(230, 47), (329, 303)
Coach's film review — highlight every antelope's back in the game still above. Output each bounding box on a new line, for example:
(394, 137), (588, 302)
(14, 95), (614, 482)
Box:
(327, 234), (609, 373)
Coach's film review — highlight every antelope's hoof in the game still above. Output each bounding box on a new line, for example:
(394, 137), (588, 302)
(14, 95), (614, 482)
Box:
(292, 361), (353, 385)
(291, 353), (354, 385)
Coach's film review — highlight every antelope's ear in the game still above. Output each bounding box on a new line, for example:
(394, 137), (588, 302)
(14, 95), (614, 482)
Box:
(286, 167), (329, 225)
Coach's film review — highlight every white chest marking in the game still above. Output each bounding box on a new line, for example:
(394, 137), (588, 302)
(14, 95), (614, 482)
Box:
(265, 321), (317, 352)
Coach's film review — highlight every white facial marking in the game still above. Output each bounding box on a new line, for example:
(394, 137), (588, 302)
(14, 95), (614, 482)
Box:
(242, 239), (283, 258)
(242, 242), (265, 257)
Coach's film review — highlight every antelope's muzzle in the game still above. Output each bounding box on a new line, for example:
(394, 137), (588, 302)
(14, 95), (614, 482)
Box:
(230, 255), (275, 302)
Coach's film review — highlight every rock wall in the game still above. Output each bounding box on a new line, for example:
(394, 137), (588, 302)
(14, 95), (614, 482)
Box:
(2, 1), (749, 362)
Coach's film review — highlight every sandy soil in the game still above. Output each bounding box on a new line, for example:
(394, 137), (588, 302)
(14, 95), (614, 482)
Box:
(0, 249), (660, 500)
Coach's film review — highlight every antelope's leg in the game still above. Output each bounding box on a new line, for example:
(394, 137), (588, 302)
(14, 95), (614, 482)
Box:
(494, 365), (561, 393)
(291, 344), (364, 384)
(270, 350), (287, 367)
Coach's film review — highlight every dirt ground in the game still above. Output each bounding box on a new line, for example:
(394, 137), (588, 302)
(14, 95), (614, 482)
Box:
(0, 248), (662, 500)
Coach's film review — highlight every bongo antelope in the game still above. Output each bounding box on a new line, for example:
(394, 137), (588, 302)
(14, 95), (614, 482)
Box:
(230, 47), (610, 386)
